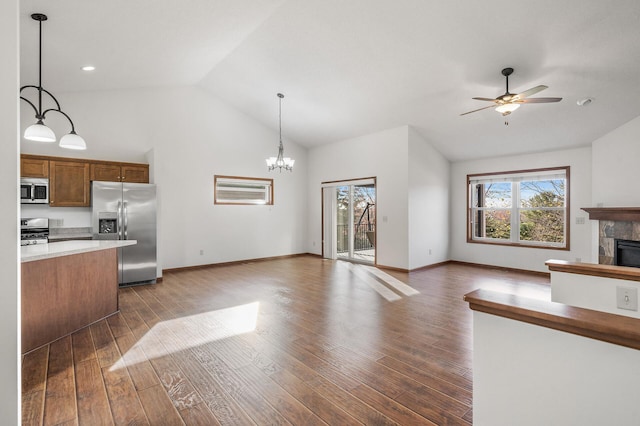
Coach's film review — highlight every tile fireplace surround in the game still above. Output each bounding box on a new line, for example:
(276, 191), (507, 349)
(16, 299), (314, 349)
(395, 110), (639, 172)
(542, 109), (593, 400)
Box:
(582, 208), (640, 265)
(598, 220), (640, 265)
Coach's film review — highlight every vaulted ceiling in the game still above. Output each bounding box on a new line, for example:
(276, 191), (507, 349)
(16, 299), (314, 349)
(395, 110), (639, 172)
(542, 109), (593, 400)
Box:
(19, 0), (640, 161)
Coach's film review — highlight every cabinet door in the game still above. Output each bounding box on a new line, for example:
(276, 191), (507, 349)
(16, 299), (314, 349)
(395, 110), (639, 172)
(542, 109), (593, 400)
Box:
(20, 157), (49, 178)
(50, 161), (90, 207)
(91, 163), (122, 182)
(121, 164), (149, 183)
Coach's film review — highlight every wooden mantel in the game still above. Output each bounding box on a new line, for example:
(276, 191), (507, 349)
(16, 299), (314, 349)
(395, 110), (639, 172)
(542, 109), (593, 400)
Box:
(581, 207), (640, 222)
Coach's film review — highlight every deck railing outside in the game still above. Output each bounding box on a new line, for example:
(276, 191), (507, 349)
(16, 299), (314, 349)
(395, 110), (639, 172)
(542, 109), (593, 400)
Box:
(337, 224), (375, 253)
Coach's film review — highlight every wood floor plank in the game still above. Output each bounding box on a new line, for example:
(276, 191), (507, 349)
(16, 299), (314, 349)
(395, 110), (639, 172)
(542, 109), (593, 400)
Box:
(306, 375), (398, 425)
(22, 345), (48, 393)
(235, 363), (317, 425)
(21, 258), (552, 425)
(137, 384), (185, 426)
(90, 320), (121, 369)
(74, 358), (113, 425)
(101, 363), (150, 426)
(106, 312), (131, 339)
(21, 389), (45, 426)
(150, 354), (203, 410)
(350, 384), (438, 426)
(178, 402), (221, 426)
(43, 336), (77, 426)
(115, 332), (160, 391)
(71, 326), (97, 365)
(270, 367), (360, 426)
(178, 346), (256, 425)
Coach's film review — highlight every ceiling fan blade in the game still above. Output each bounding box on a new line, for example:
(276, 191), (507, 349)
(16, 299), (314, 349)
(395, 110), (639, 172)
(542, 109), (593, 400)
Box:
(519, 97), (563, 103)
(460, 105), (496, 116)
(513, 85), (548, 100)
(472, 97), (499, 102)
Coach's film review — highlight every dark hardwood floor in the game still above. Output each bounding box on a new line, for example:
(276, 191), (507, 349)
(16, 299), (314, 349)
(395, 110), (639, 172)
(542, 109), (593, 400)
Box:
(21, 256), (550, 425)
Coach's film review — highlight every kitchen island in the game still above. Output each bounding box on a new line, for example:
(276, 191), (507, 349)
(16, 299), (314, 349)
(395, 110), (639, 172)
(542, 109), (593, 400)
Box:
(21, 240), (136, 354)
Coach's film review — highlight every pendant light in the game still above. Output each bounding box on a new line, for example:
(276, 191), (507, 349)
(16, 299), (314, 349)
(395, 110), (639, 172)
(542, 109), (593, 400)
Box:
(20, 13), (87, 150)
(266, 93), (294, 172)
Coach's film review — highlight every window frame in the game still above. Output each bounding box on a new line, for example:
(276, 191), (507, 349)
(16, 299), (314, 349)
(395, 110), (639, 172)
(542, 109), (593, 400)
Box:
(214, 175), (274, 205)
(466, 166), (570, 250)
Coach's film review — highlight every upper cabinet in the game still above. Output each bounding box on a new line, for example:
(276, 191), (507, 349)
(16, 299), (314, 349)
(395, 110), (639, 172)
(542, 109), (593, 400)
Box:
(20, 154), (150, 207)
(49, 160), (91, 207)
(91, 162), (149, 183)
(20, 157), (49, 178)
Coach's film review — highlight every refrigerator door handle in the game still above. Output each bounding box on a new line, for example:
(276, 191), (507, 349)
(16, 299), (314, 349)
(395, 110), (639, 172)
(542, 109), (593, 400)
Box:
(117, 201), (123, 240)
(123, 201), (128, 240)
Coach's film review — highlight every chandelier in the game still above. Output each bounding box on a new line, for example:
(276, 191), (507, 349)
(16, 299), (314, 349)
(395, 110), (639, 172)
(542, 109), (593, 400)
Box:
(20, 13), (86, 150)
(266, 93), (294, 172)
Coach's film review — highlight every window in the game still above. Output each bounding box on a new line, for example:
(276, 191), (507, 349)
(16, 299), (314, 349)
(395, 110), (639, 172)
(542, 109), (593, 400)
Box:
(214, 175), (273, 205)
(467, 167), (569, 249)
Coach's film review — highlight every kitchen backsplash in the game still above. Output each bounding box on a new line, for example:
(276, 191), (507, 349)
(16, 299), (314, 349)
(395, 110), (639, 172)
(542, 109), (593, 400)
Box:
(20, 205), (91, 227)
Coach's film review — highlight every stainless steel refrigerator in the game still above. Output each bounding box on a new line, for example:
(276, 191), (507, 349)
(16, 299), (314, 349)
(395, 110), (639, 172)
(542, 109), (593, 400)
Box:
(91, 181), (157, 286)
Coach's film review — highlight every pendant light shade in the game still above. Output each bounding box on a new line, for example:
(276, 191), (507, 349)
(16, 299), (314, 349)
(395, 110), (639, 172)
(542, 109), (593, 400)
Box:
(24, 121), (56, 142)
(266, 93), (294, 172)
(20, 13), (87, 150)
(59, 132), (87, 150)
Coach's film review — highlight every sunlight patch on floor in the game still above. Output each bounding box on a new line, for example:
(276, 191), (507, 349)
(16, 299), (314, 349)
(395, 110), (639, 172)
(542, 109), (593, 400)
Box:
(341, 262), (419, 301)
(361, 265), (420, 296)
(110, 301), (260, 371)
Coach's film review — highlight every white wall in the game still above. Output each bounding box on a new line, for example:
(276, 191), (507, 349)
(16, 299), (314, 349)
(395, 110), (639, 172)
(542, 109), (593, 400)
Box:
(450, 147), (592, 273)
(1, 0), (19, 422)
(551, 271), (640, 319)
(21, 86), (308, 271)
(473, 311), (640, 426)
(592, 115), (640, 207)
(408, 127), (450, 269)
(307, 126), (410, 269)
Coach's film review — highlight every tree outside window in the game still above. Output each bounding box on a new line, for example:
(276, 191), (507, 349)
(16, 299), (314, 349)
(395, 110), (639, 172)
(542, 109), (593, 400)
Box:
(468, 167), (569, 250)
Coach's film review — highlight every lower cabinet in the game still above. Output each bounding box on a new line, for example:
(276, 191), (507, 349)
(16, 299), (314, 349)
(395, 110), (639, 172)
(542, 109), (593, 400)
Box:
(50, 160), (90, 207)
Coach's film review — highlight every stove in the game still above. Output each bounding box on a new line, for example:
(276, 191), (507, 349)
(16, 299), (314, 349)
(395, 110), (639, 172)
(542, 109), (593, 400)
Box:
(20, 217), (49, 246)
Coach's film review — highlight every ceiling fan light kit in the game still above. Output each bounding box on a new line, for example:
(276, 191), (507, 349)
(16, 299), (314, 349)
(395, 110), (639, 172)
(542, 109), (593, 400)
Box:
(20, 13), (87, 150)
(461, 67), (562, 119)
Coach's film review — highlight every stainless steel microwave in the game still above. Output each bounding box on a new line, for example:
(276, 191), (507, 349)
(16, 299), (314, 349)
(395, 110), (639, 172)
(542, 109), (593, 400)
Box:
(20, 178), (49, 204)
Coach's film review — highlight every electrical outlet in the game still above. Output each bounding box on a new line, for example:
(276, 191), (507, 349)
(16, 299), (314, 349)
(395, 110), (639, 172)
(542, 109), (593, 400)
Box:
(199, 250), (204, 255)
(428, 249), (432, 255)
(575, 217), (585, 225)
(616, 286), (638, 311)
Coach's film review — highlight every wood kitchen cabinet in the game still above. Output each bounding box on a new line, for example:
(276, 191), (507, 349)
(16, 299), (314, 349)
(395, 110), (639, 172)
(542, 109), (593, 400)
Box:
(91, 162), (149, 183)
(49, 160), (91, 207)
(20, 156), (49, 178)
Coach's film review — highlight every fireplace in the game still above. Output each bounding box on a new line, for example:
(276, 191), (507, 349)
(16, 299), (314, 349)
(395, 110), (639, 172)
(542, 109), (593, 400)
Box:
(614, 239), (640, 268)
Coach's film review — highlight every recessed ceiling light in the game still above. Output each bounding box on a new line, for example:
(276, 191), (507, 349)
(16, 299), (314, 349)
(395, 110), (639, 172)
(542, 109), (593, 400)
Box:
(577, 97), (593, 106)
(81, 65), (95, 71)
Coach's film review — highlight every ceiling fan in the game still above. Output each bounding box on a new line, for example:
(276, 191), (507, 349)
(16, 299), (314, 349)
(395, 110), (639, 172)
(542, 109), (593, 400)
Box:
(461, 67), (562, 117)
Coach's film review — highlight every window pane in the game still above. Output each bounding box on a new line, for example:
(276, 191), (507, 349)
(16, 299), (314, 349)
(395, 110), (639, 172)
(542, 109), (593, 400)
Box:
(519, 210), (564, 243)
(214, 175), (273, 205)
(475, 209), (511, 240)
(473, 182), (512, 208)
(520, 179), (565, 208)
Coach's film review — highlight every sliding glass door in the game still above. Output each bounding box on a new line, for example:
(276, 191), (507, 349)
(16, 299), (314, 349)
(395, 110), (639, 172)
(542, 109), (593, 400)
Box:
(323, 178), (376, 264)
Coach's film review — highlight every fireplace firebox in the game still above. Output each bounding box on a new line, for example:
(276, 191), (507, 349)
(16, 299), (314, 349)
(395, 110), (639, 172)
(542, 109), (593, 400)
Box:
(614, 239), (640, 268)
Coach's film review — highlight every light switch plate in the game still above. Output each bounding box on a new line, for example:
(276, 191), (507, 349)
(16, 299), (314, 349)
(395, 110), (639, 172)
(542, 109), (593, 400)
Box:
(616, 286), (638, 311)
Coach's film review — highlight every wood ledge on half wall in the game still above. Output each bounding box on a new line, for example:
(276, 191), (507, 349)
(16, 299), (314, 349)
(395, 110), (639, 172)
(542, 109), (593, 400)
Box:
(581, 207), (640, 222)
(546, 259), (640, 282)
(464, 288), (640, 351)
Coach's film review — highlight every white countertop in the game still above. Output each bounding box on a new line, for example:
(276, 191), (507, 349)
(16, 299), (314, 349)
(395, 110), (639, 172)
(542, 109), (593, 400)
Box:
(21, 240), (137, 263)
